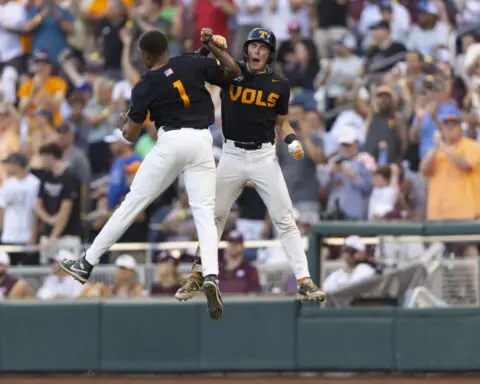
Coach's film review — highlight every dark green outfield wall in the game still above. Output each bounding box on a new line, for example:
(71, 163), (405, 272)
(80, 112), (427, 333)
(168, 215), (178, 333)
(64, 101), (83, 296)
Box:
(1, 299), (480, 372)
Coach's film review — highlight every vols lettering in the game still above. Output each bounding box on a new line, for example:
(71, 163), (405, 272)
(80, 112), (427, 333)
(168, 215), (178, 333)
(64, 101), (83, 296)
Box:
(228, 84), (279, 108)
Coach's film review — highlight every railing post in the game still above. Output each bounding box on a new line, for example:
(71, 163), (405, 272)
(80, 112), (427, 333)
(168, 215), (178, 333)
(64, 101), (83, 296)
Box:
(308, 232), (320, 286)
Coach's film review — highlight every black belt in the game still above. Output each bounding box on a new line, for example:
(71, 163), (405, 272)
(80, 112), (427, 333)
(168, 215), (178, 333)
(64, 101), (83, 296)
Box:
(161, 126), (207, 132)
(226, 139), (274, 150)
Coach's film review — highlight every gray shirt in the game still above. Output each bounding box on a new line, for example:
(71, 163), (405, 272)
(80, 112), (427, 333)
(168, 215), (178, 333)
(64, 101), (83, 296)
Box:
(64, 148), (92, 184)
(277, 132), (323, 205)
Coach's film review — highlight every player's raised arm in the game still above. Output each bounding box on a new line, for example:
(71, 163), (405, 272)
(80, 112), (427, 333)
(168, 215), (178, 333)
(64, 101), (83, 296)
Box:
(200, 28), (241, 81)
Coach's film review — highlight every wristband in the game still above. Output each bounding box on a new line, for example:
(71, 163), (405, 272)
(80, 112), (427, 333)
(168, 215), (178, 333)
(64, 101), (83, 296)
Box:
(284, 134), (298, 145)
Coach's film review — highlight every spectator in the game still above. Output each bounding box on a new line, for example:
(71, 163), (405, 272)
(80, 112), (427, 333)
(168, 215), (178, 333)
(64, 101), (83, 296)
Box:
(368, 163), (400, 220)
(363, 85), (407, 164)
(150, 252), (183, 295)
(0, 153), (40, 265)
(56, 121), (92, 215)
(264, 0), (310, 46)
(365, 21), (407, 76)
(323, 235), (377, 293)
(104, 128), (141, 210)
(18, 50), (68, 128)
(377, 0), (410, 44)
(65, 95), (91, 155)
(324, 126), (372, 220)
(35, 142), (82, 264)
(24, 0), (74, 67)
(219, 230), (261, 294)
(26, 109), (57, 171)
(406, 1), (451, 57)
(36, 249), (83, 299)
(232, 0), (265, 60)
(0, 251), (31, 299)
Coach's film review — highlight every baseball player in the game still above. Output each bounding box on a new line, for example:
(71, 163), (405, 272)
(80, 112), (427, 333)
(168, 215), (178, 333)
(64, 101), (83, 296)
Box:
(176, 28), (326, 302)
(60, 28), (241, 320)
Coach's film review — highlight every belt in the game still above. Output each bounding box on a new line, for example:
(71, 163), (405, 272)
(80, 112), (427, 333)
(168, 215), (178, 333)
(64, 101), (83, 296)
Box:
(161, 126), (207, 132)
(226, 139), (274, 150)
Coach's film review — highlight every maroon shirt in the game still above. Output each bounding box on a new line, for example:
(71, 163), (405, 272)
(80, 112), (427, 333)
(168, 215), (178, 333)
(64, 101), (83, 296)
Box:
(0, 274), (18, 298)
(219, 259), (261, 294)
(150, 283), (181, 296)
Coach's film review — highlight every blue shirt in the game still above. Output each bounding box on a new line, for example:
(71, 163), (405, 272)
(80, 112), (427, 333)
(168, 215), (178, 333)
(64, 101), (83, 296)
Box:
(27, 5), (73, 67)
(107, 154), (141, 209)
(416, 102), (460, 159)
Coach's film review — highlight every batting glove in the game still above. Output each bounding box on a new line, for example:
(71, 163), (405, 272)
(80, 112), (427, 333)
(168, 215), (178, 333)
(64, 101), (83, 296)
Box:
(288, 140), (304, 160)
(211, 35), (228, 49)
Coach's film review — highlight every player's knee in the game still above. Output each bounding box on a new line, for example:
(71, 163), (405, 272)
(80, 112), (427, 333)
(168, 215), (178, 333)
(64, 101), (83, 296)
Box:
(271, 210), (298, 235)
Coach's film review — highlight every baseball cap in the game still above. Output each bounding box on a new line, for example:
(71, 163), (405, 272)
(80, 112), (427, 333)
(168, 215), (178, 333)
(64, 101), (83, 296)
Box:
(225, 230), (244, 243)
(2, 152), (28, 168)
(115, 254), (137, 269)
(0, 252), (10, 266)
(104, 128), (132, 144)
(287, 21), (301, 32)
(370, 20), (390, 30)
(343, 235), (366, 252)
(335, 34), (356, 50)
(337, 125), (359, 145)
(123, 161), (141, 173)
(418, 1), (438, 15)
(379, 0), (392, 10)
(441, 114), (461, 123)
(32, 49), (51, 63)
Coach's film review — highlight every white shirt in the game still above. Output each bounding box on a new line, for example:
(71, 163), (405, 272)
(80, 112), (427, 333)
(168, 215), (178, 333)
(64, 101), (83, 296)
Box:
(234, 0), (265, 26)
(263, 0), (309, 44)
(406, 22), (451, 56)
(368, 185), (398, 219)
(0, 1), (26, 62)
(323, 264), (376, 293)
(0, 174), (40, 244)
(325, 109), (366, 157)
(458, 0), (480, 24)
(37, 274), (83, 300)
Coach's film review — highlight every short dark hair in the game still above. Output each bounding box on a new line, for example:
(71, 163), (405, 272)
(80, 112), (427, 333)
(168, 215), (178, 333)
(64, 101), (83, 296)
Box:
(138, 30), (168, 57)
(39, 142), (63, 159)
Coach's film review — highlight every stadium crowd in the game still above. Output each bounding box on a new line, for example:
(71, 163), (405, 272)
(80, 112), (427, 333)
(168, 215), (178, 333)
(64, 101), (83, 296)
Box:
(0, 0), (479, 299)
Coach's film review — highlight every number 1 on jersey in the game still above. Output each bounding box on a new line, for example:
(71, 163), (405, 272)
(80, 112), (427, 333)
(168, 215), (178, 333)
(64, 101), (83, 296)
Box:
(173, 80), (191, 108)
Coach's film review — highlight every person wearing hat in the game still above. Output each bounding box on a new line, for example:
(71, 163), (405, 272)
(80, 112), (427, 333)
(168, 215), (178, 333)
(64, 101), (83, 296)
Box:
(218, 230), (261, 294)
(0, 152), (40, 265)
(18, 50), (68, 128)
(0, 251), (31, 299)
(150, 251), (183, 296)
(323, 236), (377, 293)
(325, 125), (372, 220)
(365, 20), (407, 74)
(37, 249), (83, 300)
(104, 128), (141, 210)
(420, 114), (480, 227)
(406, 1), (450, 57)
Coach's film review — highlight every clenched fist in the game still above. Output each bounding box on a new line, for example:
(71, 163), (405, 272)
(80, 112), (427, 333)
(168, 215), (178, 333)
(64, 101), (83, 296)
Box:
(288, 140), (304, 160)
(200, 28), (214, 44)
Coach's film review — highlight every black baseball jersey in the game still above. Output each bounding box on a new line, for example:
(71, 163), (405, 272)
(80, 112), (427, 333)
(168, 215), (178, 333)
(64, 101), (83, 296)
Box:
(220, 62), (290, 143)
(128, 53), (225, 129)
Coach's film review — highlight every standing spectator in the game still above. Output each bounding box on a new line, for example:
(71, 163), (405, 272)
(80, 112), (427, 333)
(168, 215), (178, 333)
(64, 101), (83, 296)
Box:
(35, 142), (82, 263)
(368, 163), (400, 220)
(36, 249), (83, 299)
(0, 251), (32, 299)
(95, 0), (127, 80)
(264, 0), (310, 46)
(232, 0), (265, 60)
(219, 230), (261, 294)
(0, 153), (40, 265)
(313, 0), (348, 59)
(404, 50), (426, 94)
(150, 252), (183, 295)
(363, 85), (407, 164)
(365, 21), (407, 76)
(406, 1), (451, 57)
(104, 128), (141, 210)
(18, 50), (68, 128)
(65, 95), (91, 155)
(56, 121), (92, 216)
(376, 0), (410, 44)
(193, 0), (236, 50)
(24, 0), (74, 67)
(324, 126), (372, 220)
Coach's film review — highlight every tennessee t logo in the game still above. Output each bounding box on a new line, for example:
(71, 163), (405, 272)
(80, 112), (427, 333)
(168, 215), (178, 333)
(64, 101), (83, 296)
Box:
(258, 30), (268, 39)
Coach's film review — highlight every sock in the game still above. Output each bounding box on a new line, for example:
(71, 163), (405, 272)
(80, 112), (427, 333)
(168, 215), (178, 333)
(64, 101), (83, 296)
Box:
(192, 263), (202, 277)
(298, 277), (310, 285)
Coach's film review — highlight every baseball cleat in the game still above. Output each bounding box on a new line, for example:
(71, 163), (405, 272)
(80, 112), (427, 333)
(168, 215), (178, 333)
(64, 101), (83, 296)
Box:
(60, 256), (93, 284)
(297, 279), (327, 302)
(175, 274), (204, 301)
(203, 274), (223, 320)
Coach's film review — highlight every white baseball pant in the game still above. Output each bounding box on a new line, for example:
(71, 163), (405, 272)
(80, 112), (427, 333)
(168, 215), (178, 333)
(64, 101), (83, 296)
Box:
(85, 128), (219, 277)
(214, 140), (311, 280)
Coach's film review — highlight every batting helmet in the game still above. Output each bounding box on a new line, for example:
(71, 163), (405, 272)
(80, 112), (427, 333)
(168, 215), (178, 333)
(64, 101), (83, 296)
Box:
(242, 28), (277, 65)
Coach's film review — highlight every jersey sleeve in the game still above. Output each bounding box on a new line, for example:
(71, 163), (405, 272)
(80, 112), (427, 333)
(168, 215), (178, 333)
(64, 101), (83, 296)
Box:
(276, 81), (290, 116)
(127, 77), (154, 124)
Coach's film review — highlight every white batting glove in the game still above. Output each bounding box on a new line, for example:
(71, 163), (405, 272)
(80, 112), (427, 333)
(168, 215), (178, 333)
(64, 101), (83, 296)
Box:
(211, 35), (228, 49)
(288, 140), (304, 160)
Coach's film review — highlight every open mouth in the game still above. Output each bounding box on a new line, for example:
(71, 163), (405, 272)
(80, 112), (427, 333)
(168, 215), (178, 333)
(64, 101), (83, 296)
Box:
(251, 58), (260, 64)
